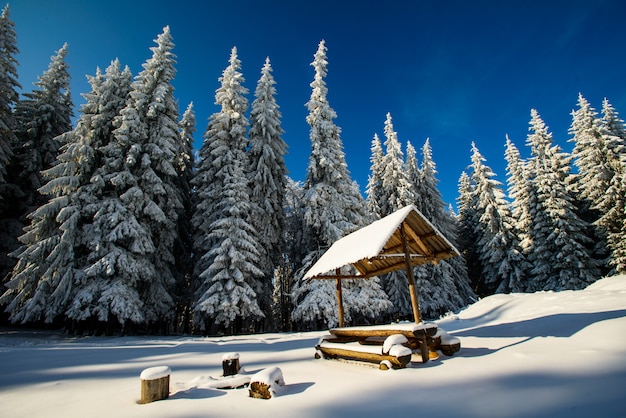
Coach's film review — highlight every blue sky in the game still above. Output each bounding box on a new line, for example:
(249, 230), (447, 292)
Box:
(10, 0), (626, 206)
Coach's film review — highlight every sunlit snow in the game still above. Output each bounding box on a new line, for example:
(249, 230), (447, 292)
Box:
(1, 275), (625, 417)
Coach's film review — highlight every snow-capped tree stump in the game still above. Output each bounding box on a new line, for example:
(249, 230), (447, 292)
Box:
(249, 367), (284, 400)
(222, 352), (240, 376)
(140, 366), (170, 404)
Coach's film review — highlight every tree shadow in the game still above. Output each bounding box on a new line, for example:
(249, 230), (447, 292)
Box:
(453, 309), (626, 339)
(444, 309), (626, 359)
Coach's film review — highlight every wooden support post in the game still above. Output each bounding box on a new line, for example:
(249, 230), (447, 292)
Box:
(400, 223), (422, 324)
(336, 268), (344, 328)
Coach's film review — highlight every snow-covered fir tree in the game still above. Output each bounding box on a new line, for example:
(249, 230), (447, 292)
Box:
(365, 133), (384, 219)
(105, 26), (183, 330)
(525, 109), (599, 291)
(413, 139), (474, 318)
(173, 102), (196, 332)
(468, 142), (528, 295)
(0, 43), (73, 324)
(0, 4), (19, 191)
(380, 113), (414, 216)
(456, 171), (482, 290)
(404, 141), (421, 210)
(292, 40), (386, 329)
(0, 4), (22, 282)
(12, 43), (73, 210)
(247, 57), (288, 327)
(191, 47), (264, 333)
(596, 99), (626, 273)
(1, 60), (132, 326)
(568, 94), (612, 272)
(504, 135), (533, 261)
(272, 177), (306, 332)
(373, 114), (415, 320)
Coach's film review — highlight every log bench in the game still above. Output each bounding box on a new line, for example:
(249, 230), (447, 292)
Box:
(316, 323), (461, 368)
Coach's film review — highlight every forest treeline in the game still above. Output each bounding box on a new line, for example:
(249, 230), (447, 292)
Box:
(0, 7), (624, 335)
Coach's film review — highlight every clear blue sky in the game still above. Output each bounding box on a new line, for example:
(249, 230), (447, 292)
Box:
(11, 0), (626, 206)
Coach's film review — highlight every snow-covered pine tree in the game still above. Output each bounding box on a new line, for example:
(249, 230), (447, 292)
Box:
(272, 177), (306, 331)
(366, 133), (384, 219)
(456, 171), (482, 290)
(380, 113), (414, 216)
(405, 141), (421, 210)
(291, 41), (385, 329)
(0, 4), (22, 283)
(0, 44), (73, 324)
(12, 43), (73, 211)
(1, 60), (132, 326)
(173, 102), (196, 333)
(597, 99), (626, 273)
(248, 57), (288, 327)
(191, 47), (264, 333)
(504, 135), (533, 262)
(372, 113), (415, 320)
(0, 4), (19, 191)
(413, 139), (474, 318)
(108, 26), (183, 330)
(568, 94), (611, 273)
(469, 142), (528, 295)
(569, 94), (611, 211)
(525, 109), (599, 291)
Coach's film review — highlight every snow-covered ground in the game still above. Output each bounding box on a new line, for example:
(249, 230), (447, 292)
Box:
(1, 275), (625, 418)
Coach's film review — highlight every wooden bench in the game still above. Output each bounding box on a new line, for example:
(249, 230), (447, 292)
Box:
(315, 323), (460, 368)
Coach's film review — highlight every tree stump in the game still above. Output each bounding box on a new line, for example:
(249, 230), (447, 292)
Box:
(249, 367), (284, 400)
(140, 366), (170, 404)
(222, 352), (240, 376)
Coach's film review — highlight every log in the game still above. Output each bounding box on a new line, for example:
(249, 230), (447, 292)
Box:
(140, 366), (170, 404)
(249, 367), (284, 400)
(329, 322), (438, 339)
(317, 341), (412, 369)
(222, 352), (240, 376)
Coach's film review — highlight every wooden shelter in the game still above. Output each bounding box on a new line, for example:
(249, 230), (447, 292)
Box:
(303, 205), (459, 327)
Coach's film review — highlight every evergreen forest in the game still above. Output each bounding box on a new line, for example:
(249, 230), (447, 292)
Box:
(1, 7), (624, 335)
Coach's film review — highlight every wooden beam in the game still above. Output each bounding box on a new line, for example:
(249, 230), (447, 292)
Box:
(404, 225), (435, 259)
(336, 269), (344, 328)
(401, 222), (422, 324)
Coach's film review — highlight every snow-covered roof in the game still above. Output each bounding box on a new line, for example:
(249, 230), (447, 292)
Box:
(303, 205), (459, 280)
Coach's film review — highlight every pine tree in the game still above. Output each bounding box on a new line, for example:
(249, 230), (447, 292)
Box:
(0, 4), (19, 190)
(365, 133), (384, 219)
(404, 141), (421, 209)
(1, 60), (132, 326)
(107, 27), (182, 329)
(469, 142), (528, 295)
(192, 47), (264, 333)
(0, 4), (22, 282)
(292, 41), (382, 329)
(248, 57), (288, 326)
(456, 170), (481, 289)
(525, 109), (599, 291)
(504, 135), (536, 254)
(597, 99), (626, 273)
(173, 102), (196, 332)
(568, 94), (612, 273)
(413, 139), (474, 318)
(272, 178), (306, 331)
(12, 43), (73, 210)
(380, 113), (414, 216)
(300, 40), (366, 247)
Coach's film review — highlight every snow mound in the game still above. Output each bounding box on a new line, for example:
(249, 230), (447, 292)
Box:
(585, 274), (626, 291)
